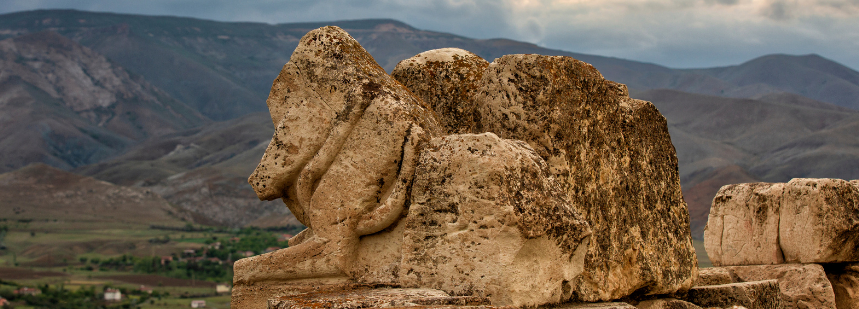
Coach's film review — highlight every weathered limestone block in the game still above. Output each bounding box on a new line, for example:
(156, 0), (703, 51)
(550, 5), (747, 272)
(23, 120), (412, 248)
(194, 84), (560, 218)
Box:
(557, 303), (636, 308)
(636, 298), (703, 309)
(704, 183), (785, 266)
(401, 133), (592, 307)
(266, 286), (509, 309)
(237, 25), (440, 289)
(685, 280), (781, 309)
(232, 279), (352, 309)
(825, 263), (859, 309)
(727, 264), (836, 309)
(471, 54), (696, 301)
(392, 48), (489, 134)
(697, 268), (735, 286)
(780, 178), (859, 263)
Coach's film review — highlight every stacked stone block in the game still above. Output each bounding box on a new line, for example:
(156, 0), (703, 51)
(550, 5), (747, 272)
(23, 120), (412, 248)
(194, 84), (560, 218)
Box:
(702, 178), (859, 309)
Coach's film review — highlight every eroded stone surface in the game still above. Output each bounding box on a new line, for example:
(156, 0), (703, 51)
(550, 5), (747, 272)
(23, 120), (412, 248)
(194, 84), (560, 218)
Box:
(238, 26), (439, 284)
(401, 133), (592, 307)
(392, 48), (489, 135)
(695, 264), (836, 309)
(727, 264), (836, 309)
(231, 278), (352, 309)
(780, 178), (859, 263)
(704, 183), (785, 266)
(697, 268), (735, 286)
(266, 286), (509, 309)
(557, 303), (636, 309)
(636, 298), (703, 309)
(471, 54), (696, 301)
(824, 263), (859, 309)
(685, 280), (781, 309)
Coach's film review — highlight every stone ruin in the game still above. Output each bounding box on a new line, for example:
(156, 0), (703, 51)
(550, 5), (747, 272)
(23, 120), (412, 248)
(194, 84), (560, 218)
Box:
(701, 178), (859, 309)
(233, 25), (724, 308)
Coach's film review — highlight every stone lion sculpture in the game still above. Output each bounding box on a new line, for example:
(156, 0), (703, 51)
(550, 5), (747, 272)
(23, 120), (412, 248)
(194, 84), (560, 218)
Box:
(235, 26), (439, 283)
(233, 25), (694, 308)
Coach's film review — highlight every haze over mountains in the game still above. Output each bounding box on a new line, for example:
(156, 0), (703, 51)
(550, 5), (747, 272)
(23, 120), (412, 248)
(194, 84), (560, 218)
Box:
(0, 9), (857, 234)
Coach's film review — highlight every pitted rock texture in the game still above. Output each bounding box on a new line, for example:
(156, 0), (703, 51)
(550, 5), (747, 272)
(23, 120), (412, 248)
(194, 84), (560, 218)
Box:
(231, 279), (352, 309)
(703, 178), (859, 266)
(724, 264), (836, 309)
(697, 267), (735, 286)
(685, 280), (781, 309)
(636, 298), (703, 309)
(470, 54), (696, 301)
(704, 183), (785, 266)
(392, 48), (489, 134)
(780, 178), (859, 263)
(401, 133), (592, 307)
(557, 303), (636, 308)
(825, 263), (859, 309)
(267, 286), (510, 309)
(238, 26), (439, 284)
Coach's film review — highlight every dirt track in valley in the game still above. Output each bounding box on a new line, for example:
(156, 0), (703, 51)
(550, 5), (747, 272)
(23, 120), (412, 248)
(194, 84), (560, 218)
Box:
(0, 267), (68, 279)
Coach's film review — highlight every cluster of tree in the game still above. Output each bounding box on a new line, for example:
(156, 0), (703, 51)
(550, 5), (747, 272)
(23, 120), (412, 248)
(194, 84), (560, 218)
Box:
(76, 227), (296, 283)
(77, 255), (135, 272)
(204, 226), (292, 259)
(0, 225), (7, 250)
(74, 254), (229, 283)
(133, 257), (230, 283)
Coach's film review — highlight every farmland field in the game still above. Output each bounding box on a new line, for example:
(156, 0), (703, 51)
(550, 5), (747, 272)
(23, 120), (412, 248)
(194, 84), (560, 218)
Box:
(0, 216), (299, 309)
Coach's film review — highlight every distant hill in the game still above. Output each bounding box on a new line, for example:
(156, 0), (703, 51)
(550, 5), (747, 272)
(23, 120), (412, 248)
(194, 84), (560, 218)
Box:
(0, 30), (208, 173)
(635, 89), (859, 236)
(673, 55), (859, 110)
(73, 112), (297, 228)
(0, 163), (210, 266)
(0, 163), (186, 224)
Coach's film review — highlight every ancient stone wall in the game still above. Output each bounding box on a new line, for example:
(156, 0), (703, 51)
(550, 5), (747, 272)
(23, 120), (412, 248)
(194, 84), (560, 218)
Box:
(702, 178), (859, 309)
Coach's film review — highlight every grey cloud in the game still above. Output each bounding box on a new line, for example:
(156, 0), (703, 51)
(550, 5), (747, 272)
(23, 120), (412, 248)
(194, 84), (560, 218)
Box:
(761, 0), (796, 20)
(702, 0), (740, 5)
(0, 0), (857, 71)
(817, 0), (859, 14)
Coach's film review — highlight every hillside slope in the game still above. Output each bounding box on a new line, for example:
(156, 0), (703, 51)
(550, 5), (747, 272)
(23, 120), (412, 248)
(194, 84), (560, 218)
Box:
(0, 163), (205, 266)
(0, 163), (186, 224)
(74, 113), (296, 228)
(675, 55), (859, 110)
(0, 31), (208, 173)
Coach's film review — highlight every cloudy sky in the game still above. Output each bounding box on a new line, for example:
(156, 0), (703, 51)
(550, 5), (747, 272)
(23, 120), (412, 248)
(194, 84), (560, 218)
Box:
(3, 0), (859, 70)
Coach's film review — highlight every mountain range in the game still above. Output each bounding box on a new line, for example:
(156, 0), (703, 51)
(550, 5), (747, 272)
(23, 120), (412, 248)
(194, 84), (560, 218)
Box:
(0, 30), (207, 173)
(0, 9), (857, 235)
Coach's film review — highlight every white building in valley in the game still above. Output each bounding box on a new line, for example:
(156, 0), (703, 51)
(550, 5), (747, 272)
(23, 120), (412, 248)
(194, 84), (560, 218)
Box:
(104, 288), (121, 301)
